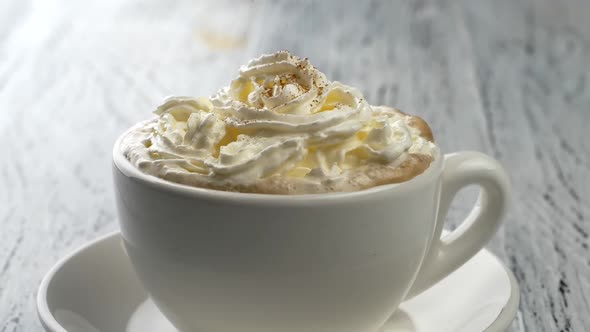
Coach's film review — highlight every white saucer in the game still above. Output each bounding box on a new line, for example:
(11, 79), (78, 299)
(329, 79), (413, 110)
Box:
(37, 232), (519, 332)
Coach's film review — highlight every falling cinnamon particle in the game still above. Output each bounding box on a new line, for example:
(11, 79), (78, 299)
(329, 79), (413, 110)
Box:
(198, 29), (247, 50)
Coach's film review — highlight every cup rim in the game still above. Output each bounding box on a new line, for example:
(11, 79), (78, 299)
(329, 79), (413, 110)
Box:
(112, 125), (443, 203)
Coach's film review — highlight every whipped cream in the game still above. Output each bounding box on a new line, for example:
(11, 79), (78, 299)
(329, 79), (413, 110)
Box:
(121, 51), (437, 193)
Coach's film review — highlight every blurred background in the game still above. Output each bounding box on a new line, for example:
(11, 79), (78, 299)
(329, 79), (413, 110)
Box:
(1, 0), (589, 331)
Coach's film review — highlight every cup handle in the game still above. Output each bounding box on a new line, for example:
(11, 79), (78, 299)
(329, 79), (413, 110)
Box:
(406, 151), (511, 298)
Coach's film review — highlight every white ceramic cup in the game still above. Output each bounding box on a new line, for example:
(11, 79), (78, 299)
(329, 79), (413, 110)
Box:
(113, 135), (510, 332)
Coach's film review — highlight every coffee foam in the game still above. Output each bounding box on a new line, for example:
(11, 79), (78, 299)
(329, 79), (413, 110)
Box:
(154, 153), (433, 194)
(121, 114), (436, 194)
(119, 51), (438, 194)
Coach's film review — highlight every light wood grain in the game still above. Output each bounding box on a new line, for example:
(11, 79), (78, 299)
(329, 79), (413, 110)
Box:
(1, 0), (589, 331)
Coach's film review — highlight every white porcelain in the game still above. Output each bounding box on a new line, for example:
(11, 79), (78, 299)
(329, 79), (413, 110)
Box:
(37, 232), (520, 332)
(112, 133), (511, 332)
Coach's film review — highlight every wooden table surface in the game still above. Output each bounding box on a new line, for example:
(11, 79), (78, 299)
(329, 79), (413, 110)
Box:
(1, 0), (589, 331)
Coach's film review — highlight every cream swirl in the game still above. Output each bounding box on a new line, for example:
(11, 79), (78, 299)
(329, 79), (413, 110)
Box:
(120, 51), (437, 193)
(217, 51), (329, 114)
